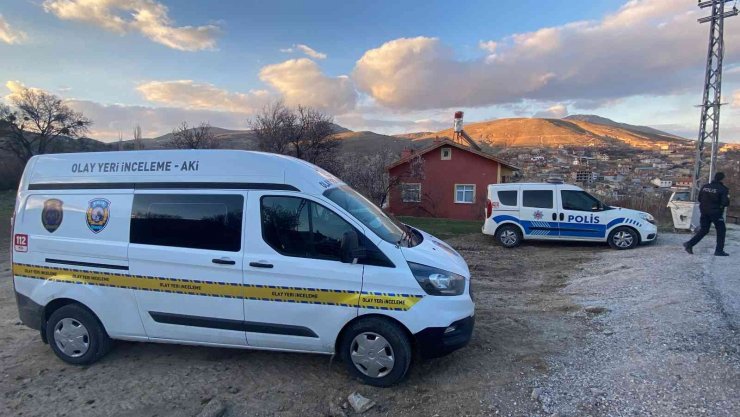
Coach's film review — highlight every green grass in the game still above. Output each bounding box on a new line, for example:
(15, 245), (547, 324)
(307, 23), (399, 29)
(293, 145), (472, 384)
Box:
(398, 216), (482, 239)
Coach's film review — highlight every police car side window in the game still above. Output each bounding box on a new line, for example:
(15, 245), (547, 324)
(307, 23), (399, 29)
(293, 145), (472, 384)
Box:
(498, 190), (517, 206)
(261, 196), (354, 262)
(561, 191), (599, 211)
(522, 190), (553, 209)
(131, 194), (243, 252)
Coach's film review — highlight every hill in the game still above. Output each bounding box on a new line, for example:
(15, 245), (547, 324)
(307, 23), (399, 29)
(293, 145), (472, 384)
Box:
(563, 115), (684, 141)
(400, 116), (693, 149)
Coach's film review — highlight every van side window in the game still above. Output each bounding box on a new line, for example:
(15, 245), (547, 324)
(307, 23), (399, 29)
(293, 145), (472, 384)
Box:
(561, 190), (600, 211)
(522, 190), (553, 209)
(131, 194), (243, 252)
(497, 190), (517, 206)
(261, 196), (353, 261)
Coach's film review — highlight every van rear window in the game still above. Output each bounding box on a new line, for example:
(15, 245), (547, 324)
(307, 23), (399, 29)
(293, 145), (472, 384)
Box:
(131, 194), (243, 252)
(497, 190), (517, 206)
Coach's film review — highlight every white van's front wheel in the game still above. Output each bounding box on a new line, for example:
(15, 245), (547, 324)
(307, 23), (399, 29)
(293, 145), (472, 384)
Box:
(608, 227), (639, 250)
(495, 224), (522, 248)
(46, 304), (112, 365)
(340, 318), (411, 387)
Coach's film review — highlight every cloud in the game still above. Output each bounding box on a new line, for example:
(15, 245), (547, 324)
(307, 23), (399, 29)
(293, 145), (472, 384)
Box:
(42, 0), (219, 51)
(0, 14), (27, 44)
(259, 58), (356, 113)
(66, 99), (249, 139)
(533, 103), (568, 118)
(732, 90), (740, 108)
(281, 44), (327, 59)
(478, 40), (497, 53)
(137, 58), (356, 115)
(3, 80), (249, 140)
(352, 0), (740, 111)
(335, 112), (449, 134)
(137, 80), (274, 113)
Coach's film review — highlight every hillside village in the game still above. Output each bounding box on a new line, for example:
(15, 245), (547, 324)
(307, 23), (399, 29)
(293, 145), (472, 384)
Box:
(2, 113), (739, 216)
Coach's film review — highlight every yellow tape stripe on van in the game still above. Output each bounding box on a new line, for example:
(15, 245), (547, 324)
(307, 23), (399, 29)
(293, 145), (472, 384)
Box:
(12, 263), (423, 311)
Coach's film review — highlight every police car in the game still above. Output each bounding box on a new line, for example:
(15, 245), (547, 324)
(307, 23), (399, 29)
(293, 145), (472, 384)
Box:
(483, 181), (657, 249)
(11, 150), (474, 387)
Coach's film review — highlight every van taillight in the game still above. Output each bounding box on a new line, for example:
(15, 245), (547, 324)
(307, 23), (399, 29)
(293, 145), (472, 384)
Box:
(485, 199), (493, 218)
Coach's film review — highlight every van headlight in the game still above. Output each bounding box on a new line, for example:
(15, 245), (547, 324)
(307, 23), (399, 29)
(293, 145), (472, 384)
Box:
(408, 262), (466, 296)
(639, 213), (655, 224)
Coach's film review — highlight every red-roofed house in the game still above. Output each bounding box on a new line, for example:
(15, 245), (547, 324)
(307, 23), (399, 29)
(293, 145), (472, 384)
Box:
(386, 139), (519, 220)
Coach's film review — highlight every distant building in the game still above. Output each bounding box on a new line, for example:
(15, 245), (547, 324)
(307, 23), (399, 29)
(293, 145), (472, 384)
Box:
(651, 178), (673, 188)
(387, 139), (520, 220)
(674, 177), (693, 188)
(574, 170), (597, 184)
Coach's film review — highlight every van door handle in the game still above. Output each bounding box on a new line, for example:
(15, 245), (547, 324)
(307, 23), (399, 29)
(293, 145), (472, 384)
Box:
(212, 258), (236, 265)
(249, 262), (273, 268)
(559, 213), (565, 221)
(552, 213), (557, 221)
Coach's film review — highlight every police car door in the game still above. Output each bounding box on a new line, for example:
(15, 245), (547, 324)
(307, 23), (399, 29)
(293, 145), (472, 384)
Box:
(128, 191), (247, 346)
(557, 187), (606, 240)
(519, 185), (559, 238)
(242, 191), (363, 352)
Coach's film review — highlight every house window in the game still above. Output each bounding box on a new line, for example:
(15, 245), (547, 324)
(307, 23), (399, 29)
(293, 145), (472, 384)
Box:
(401, 183), (421, 203)
(441, 147), (452, 160)
(455, 184), (475, 204)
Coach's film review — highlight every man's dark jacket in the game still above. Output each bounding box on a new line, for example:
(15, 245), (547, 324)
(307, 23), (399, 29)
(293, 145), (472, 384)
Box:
(698, 180), (730, 218)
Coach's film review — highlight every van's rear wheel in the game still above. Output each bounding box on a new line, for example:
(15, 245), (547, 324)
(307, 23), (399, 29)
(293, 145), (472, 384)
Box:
(608, 227), (639, 250)
(340, 318), (411, 387)
(46, 304), (111, 365)
(495, 224), (522, 248)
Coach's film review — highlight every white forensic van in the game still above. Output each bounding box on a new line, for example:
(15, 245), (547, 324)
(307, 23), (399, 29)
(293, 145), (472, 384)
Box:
(11, 150), (474, 387)
(483, 182), (657, 249)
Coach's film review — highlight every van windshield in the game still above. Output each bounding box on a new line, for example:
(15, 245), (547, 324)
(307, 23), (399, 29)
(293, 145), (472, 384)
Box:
(323, 185), (411, 246)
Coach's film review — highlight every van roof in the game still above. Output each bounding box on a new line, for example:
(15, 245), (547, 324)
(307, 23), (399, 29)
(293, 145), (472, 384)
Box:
(488, 182), (583, 190)
(21, 150), (344, 194)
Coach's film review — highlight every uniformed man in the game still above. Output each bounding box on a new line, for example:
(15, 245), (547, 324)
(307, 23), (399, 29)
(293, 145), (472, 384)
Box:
(684, 172), (731, 256)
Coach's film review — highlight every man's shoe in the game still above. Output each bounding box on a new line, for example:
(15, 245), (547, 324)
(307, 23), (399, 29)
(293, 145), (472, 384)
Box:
(683, 242), (693, 254)
(715, 251), (729, 257)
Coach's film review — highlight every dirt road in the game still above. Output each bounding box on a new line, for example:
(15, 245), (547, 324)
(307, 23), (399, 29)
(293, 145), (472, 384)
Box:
(1, 220), (738, 416)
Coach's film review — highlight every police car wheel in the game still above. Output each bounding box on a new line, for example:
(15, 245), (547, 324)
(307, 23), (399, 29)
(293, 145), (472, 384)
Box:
(495, 225), (522, 248)
(46, 304), (112, 365)
(340, 317), (412, 387)
(608, 227), (639, 250)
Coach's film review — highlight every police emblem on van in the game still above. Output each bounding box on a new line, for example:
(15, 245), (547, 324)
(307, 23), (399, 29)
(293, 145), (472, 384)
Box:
(86, 198), (110, 233)
(42, 199), (64, 233)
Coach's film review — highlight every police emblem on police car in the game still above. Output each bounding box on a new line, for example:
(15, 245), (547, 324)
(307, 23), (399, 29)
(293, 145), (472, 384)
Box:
(42, 198), (63, 233)
(533, 210), (544, 220)
(86, 198), (110, 233)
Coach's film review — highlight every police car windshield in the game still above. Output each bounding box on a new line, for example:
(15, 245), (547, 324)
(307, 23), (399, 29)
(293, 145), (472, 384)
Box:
(323, 185), (407, 245)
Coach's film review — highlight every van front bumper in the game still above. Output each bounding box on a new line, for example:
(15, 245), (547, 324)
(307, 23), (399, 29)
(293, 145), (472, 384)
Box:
(15, 291), (44, 331)
(414, 315), (474, 359)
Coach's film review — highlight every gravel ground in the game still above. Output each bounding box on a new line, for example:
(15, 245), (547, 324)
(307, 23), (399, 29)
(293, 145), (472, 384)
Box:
(533, 226), (740, 416)
(0, 219), (738, 417)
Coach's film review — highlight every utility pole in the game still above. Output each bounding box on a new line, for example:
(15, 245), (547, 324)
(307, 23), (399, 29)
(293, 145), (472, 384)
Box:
(691, 0), (738, 200)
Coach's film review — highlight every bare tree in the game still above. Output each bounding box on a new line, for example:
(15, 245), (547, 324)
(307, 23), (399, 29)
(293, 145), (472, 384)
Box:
(168, 121), (218, 149)
(133, 124), (144, 150)
(250, 101), (295, 155)
(0, 87), (92, 163)
(339, 150), (425, 207)
(250, 101), (339, 171)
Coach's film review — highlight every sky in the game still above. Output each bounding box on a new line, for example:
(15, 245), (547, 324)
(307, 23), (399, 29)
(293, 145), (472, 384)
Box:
(1, 0), (740, 142)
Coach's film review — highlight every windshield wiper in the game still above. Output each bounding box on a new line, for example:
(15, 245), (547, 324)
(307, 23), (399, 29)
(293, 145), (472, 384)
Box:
(396, 224), (412, 246)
